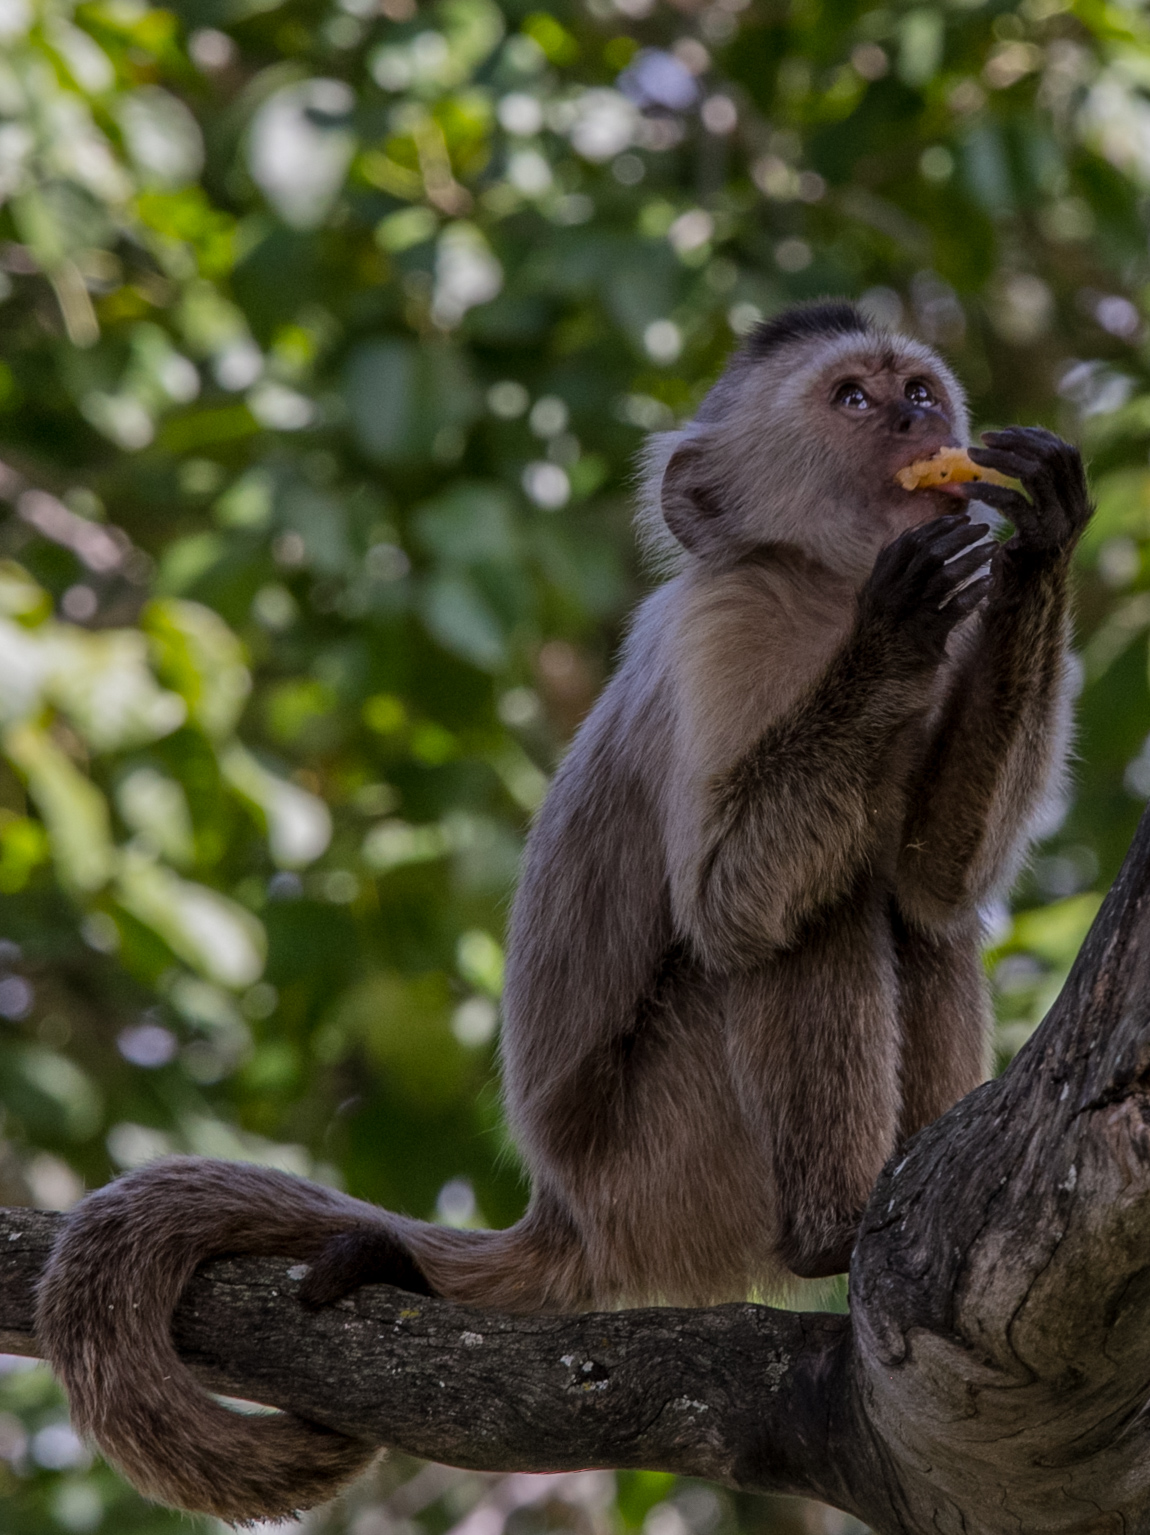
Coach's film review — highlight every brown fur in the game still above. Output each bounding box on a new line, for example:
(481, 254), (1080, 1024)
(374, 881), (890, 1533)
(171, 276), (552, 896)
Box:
(34, 303), (1087, 1521)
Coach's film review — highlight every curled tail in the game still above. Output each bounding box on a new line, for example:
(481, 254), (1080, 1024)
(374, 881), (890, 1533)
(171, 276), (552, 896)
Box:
(35, 1157), (590, 1523)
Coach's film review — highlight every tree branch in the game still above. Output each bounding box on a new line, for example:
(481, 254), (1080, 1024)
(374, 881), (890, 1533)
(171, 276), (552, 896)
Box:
(0, 1209), (849, 1502)
(847, 797), (1150, 1530)
(3, 806), (1150, 1533)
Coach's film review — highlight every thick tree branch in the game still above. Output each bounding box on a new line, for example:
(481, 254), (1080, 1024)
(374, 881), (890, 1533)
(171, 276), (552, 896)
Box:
(848, 798), (1150, 1531)
(3, 805), (1150, 1532)
(0, 1210), (848, 1501)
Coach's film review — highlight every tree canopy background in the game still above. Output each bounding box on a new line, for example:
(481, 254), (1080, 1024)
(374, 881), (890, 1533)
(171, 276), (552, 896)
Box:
(1, 0), (1150, 1527)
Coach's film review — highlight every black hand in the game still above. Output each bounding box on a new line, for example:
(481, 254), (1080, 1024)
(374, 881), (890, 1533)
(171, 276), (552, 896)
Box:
(861, 512), (993, 665)
(961, 426), (1092, 557)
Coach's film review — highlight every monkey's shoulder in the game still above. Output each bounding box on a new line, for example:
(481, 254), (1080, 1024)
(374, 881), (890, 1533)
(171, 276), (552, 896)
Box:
(545, 562), (863, 815)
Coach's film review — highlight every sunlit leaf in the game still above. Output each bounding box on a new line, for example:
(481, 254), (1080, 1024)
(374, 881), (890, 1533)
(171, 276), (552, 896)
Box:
(10, 1047), (103, 1141)
(116, 766), (195, 868)
(1005, 894), (1105, 967)
(46, 627), (188, 751)
(3, 722), (115, 893)
(220, 744), (332, 868)
(145, 598), (251, 739)
(115, 851), (266, 989)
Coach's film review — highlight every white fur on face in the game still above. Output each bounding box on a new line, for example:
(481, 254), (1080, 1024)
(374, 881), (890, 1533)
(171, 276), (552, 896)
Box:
(637, 326), (971, 583)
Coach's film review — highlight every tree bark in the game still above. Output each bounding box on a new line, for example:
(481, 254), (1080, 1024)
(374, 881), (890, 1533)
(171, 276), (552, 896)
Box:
(3, 806), (1150, 1532)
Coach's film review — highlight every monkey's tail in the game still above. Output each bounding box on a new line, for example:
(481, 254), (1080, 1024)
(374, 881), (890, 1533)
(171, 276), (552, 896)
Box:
(35, 1157), (584, 1524)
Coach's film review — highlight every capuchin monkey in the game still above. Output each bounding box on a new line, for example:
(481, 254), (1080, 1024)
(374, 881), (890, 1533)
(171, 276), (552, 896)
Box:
(35, 301), (1092, 1521)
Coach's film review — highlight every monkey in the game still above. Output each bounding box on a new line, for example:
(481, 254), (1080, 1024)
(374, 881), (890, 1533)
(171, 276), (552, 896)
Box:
(34, 301), (1092, 1523)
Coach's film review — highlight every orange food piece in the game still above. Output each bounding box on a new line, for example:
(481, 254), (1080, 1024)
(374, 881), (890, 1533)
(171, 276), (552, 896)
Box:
(895, 446), (1013, 492)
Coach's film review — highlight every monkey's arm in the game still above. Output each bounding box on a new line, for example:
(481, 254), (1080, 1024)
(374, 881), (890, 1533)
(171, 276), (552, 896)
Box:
(672, 516), (991, 971)
(895, 429), (1091, 930)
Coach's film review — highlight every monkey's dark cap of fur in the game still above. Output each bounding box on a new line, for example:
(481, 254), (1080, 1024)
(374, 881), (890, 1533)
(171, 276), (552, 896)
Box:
(743, 301), (872, 361)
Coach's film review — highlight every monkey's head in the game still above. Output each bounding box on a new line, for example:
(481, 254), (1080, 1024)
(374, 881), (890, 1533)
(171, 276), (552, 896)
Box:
(643, 301), (972, 583)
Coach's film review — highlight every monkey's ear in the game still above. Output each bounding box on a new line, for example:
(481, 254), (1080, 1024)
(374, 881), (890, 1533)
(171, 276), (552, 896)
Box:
(661, 442), (728, 556)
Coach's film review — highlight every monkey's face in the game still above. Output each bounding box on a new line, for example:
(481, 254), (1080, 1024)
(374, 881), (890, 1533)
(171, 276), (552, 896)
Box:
(730, 332), (969, 581)
(819, 349), (965, 543)
(651, 322), (971, 584)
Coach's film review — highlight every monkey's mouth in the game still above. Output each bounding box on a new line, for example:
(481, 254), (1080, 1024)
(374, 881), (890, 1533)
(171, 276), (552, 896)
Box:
(893, 445), (1009, 497)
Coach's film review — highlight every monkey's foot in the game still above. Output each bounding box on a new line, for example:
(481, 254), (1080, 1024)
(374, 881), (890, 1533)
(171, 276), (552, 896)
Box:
(299, 1226), (437, 1308)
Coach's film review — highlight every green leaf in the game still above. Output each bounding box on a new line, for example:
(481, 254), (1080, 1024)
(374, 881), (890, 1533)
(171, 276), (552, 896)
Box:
(220, 744), (332, 867)
(145, 599), (251, 739)
(344, 339), (480, 463)
(116, 850), (267, 988)
(3, 722), (115, 893)
(420, 571), (508, 669)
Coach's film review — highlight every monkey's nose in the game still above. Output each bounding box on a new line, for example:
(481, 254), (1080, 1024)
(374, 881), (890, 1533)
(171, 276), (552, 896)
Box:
(887, 401), (949, 438)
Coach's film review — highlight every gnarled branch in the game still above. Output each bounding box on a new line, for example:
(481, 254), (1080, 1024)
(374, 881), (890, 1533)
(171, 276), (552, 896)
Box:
(2, 804), (1150, 1533)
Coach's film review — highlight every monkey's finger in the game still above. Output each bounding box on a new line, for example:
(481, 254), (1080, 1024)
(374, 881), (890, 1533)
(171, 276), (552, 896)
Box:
(951, 572), (992, 613)
(968, 497), (1052, 549)
(982, 425), (1068, 456)
(974, 434), (1071, 503)
(919, 529), (991, 581)
(870, 533), (919, 587)
(963, 477), (1048, 528)
(980, 427), (1063, 459)
(876, 512), (967, 579)
(939, 571), (992, 618)
(947, 521), (991, 549)
(976, 444), (1066, 510)
(906, 526), (990, 587)
(968, 446), (1042, 485)
(956, 480), (1030, 519)
(964, 482), (1068, 550)
(911, 514), (990, 563)
(983, 429), (1086, 501)
(928, 513), (985, 546)
(922, 547), (992, 608)
(942, 542), (994, 581)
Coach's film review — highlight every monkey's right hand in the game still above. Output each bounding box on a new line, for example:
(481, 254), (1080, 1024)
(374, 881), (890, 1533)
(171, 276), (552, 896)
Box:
(860, 512), (992, 666)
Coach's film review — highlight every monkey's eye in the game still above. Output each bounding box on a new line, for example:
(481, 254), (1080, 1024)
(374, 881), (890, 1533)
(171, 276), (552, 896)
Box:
(905, 379), (936, 407)
(833, 381), (870, 411)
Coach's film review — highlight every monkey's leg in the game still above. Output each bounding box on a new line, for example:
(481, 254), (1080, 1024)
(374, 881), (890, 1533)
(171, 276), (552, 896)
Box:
(309, 1008), (772, 1313)
(893, 910), (991, 1140)
(501, 972), (778, 1309)
(727, 896), (903, 1280)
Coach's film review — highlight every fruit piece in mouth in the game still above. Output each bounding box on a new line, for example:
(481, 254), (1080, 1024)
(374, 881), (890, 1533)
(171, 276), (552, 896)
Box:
(895, 446), (1013, 492)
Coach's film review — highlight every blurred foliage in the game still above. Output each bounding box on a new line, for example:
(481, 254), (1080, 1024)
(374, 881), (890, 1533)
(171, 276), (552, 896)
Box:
(2, 0), (1150, 1526)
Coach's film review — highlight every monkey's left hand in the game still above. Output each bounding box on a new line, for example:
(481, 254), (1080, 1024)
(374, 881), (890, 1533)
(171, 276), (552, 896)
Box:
(961, 426), (1092, 559)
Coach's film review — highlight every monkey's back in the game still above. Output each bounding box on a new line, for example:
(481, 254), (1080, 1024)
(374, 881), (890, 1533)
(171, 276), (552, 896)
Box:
(501, 583), (680, 1135)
